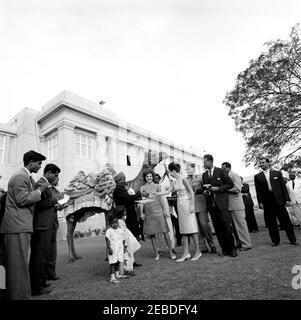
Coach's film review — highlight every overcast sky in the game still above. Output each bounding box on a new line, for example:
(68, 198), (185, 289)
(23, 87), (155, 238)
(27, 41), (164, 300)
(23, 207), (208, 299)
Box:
(0, 0), (300, 177)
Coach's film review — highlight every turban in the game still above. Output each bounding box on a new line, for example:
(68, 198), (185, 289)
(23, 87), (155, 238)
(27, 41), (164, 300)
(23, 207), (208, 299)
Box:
(114, 172), (126, 185)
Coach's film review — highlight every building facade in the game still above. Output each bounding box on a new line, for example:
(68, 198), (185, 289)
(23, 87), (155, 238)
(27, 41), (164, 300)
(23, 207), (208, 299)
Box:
(0, 90), (204, 191)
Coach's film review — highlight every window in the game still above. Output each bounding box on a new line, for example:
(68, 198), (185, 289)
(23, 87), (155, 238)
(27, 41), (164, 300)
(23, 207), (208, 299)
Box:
(75, 132), (94, 159)
(0, 135), (5, 163)
(47, 135), (58, 161)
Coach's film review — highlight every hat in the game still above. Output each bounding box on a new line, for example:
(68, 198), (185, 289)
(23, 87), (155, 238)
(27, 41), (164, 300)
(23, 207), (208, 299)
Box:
(113, 172), (126, 185)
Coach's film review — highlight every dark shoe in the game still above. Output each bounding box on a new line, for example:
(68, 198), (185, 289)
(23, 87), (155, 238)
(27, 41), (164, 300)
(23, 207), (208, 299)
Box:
(47, 276), (60, 281)
(32, 288), (51, 296)
(133, 262), (142, 267)
(210, 247), (217, 254)
(290, 241), (299, 245)
(229, 250), (238, 257)
(272, 243), (279, 247)
(218, 251), (228, 257)
(201, 249), (209, 254)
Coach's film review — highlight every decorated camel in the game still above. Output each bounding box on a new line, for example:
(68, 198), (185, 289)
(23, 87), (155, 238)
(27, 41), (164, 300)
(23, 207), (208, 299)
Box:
(60, 150), (167, 263)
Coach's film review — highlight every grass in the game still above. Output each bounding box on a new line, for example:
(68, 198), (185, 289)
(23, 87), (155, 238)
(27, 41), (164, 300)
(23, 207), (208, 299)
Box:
(34, 212), (301, 300)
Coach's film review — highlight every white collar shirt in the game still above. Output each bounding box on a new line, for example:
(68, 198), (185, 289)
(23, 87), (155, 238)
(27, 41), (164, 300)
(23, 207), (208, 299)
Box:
(262, 169), (272, 191)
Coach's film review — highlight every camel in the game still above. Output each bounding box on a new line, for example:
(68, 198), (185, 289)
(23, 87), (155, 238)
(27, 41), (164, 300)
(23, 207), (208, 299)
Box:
(63, 150), (167, 263)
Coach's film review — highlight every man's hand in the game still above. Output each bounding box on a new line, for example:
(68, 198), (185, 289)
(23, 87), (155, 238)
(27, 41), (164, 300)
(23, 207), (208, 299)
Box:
(259, 203), (264, 209)
(39, 182), (50, 193)
(55, 203), (64, 211)
(210, 186), (219, 192)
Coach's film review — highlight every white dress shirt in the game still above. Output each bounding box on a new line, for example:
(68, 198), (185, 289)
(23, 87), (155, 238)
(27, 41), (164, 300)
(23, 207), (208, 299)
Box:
(262, 169), (272, 191)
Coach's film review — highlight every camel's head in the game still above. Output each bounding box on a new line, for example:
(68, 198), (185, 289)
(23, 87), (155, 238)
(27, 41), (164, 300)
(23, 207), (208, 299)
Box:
(128, 149), (168, 193)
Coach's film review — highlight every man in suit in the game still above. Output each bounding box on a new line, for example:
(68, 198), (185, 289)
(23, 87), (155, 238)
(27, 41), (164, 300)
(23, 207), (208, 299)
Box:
(46, 174), (63, 281)
(222, 162), (252, 251)
(29, 164), (62, 296)
(202, 154), (237, 257)
(0, 150), (48, 300)
(241, 177), (259, 233)
(185, 163), (217, 253)
(113, 172), (142, 267)
(254, 157), (297, 246)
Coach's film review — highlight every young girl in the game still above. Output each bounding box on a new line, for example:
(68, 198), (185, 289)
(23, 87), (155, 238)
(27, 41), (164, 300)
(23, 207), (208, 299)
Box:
(105, 214), (127, 283)
(114, 206), (141, 276)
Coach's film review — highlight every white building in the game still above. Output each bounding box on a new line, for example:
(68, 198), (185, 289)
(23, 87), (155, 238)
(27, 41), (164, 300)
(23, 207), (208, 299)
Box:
(0, 90), (205, 238)
(0, 90), (204, 190)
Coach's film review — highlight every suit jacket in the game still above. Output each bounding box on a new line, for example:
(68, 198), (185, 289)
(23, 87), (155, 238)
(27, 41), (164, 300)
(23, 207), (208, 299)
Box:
(186, 175), (207, 213)
(113, 185), (141, 237)
(288, 178), (301, 204)
(34, 177), (59, 231)
(202, 167), (234, 211)
(254, 170), (290, 206)
(227, 170), (245, 211)
(0, 168), (41, 234)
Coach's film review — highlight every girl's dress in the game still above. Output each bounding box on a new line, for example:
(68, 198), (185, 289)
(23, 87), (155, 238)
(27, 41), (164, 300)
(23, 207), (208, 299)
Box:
(141, 182), (169, 236)
(105, 227), (124, 264)
(118, 219), (141, 272)
(173, 176), (199, 235)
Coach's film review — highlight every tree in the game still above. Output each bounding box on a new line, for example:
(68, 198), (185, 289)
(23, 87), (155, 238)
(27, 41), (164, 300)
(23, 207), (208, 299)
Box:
(224, 24), (301, 170)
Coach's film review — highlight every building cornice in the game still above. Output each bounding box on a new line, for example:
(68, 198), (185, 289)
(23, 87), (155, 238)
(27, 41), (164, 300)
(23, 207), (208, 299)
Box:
(36, 91), (202, 159)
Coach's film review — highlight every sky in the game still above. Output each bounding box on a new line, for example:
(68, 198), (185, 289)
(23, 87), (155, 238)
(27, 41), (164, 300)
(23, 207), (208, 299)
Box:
(0, 0), (300, 177)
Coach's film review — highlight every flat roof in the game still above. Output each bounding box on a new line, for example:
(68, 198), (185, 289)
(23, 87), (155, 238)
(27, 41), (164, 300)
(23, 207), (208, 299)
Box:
(37, 90), (203, 157)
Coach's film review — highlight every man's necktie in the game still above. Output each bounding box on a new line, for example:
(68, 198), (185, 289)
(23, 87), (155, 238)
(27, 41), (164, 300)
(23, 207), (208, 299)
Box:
(30, 176), (35, 191)
(208, 170), (212, 180)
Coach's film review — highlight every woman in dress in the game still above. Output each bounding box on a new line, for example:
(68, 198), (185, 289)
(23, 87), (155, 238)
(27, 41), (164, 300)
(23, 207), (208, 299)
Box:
(140, 169), (176, 260)
(166, 162), (202, 262)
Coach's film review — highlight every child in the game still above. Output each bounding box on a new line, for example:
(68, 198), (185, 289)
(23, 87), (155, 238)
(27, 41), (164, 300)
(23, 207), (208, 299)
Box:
(105, 214), (127, 283)
(114, 206), (141, 276)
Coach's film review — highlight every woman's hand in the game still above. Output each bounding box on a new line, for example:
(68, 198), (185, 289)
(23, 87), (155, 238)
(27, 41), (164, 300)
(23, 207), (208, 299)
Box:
(140, 213), (145, 221)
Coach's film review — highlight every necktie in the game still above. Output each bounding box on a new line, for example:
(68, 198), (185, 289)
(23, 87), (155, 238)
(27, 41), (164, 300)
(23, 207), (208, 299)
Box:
(208, 170), (212, 179)
(293, 181), (295, 190)
(29, 176), (35, 191)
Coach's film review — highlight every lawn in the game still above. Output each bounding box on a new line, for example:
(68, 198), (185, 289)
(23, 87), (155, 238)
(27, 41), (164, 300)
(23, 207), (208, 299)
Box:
(34, 212), (301, 300)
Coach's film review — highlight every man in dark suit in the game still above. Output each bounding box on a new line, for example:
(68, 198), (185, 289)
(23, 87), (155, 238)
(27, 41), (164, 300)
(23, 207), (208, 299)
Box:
(254, 157), (297, 246)
(202, 154), (237, 257)
(113, 172), (142, 267)
(29, 164), (62, 296)
(0, 150), (48, 300)
(241, 177), (259, 233)
(46, 174), (63, 282)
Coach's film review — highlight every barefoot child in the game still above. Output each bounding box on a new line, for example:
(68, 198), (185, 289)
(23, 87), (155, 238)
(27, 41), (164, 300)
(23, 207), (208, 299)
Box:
(105, 214), (127, 283)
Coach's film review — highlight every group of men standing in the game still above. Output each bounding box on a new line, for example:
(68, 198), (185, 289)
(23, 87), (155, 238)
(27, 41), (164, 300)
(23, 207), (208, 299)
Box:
(186, 154), (298, 259)
(0, 150), (62, 300)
